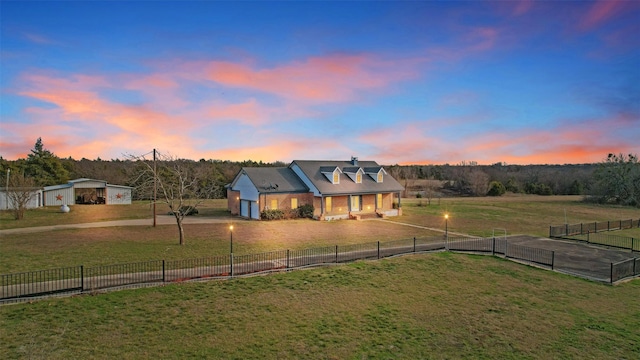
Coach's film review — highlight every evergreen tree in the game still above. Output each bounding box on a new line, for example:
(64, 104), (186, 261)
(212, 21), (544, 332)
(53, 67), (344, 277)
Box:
(25, 138), (70, 186)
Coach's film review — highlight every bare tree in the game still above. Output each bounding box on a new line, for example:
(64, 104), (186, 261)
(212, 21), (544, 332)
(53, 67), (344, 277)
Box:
(6, 174), (39, 220)
(423, 180), (442, 205)
(129, 151), (219, 245)
(466, 169), (490, 196)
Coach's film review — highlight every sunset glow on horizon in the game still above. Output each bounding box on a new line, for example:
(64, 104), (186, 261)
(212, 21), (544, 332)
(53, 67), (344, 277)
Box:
(1, 1), (638, 165)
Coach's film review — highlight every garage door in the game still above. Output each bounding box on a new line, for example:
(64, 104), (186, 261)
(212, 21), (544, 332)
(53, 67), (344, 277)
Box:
(240, 200), (249, 217)
(250, 201), (259, 219)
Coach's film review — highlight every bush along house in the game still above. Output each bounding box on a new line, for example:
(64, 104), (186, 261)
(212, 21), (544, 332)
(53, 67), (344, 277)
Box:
(227, 157), (404, 220)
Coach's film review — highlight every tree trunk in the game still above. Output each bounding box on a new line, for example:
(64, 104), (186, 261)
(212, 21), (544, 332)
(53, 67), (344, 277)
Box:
(171, 211), (186, 245)
(177, 217), (185, 245)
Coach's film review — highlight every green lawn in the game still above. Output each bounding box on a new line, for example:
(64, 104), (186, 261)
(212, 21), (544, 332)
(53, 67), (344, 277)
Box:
(2, 195), (639, 273)
(1, 254), (638, 359)
(397, 195), (640, 237)
(0, 200), (229, 230)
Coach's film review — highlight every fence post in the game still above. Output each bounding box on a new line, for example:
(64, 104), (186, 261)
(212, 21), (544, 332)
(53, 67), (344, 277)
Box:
(286, 249), (290, 269)
(335, 245), (338, 263)
(492, 237), (495, 256)
(580, 223), (583, 235)
(595, 221), (597, 232)
(551, 251), (554, 270)
(377, 241), (380, 259)
(549, 226), (552, 237)
(565, 223), (568, 236)
(413, 237), (416, 253)
(80, 265), (84, 292)
(162, 260), (165, 283)
(610, 262), (614, 284)
(608, 221), (610, 232)
(230, 254), (234, 278)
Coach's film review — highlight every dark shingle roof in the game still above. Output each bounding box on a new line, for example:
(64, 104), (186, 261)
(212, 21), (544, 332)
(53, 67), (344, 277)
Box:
(240, 167), (309, 193)
(291, 160), (404, 195)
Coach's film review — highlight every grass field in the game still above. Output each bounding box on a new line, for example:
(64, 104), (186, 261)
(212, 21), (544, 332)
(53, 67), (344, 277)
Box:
(0, 200), (229, 230)
(397, 194), (640, 237)
(1, 254), (639, 359)
(2, 196), (640, 358)
(1, 195), (639, 274)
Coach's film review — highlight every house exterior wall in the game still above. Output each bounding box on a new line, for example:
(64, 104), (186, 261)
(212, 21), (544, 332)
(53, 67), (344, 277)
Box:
(227, 189), (240, 215)
(317, 195), (350, 220)
(361, 194), (376, 212)
(234, 174), (259, 201)
(379, 193), (395, 210)
(260, 192), (314, 213)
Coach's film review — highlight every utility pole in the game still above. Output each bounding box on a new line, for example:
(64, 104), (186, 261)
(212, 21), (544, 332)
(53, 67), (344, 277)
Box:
(153, 149), (157, 227)
(5, 168), (9, 210)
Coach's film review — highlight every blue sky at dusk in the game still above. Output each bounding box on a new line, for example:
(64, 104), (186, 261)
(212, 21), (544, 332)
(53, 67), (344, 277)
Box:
(1, 1), (638, 165)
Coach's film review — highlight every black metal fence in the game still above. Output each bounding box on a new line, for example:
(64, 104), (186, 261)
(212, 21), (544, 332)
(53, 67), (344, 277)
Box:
(3, 234), (636, 303)
(611, 258), (640, 283)
(550, 219), (639, 252)
(550, 219), (640, 238)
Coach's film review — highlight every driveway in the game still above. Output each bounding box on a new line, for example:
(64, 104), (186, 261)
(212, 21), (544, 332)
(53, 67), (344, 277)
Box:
(0, 215), (236, 235)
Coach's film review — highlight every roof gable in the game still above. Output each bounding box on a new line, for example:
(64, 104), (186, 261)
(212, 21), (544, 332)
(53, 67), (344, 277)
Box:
(290, 160), (404, 195)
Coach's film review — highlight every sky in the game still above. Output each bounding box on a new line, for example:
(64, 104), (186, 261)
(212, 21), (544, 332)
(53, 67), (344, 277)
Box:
(1, 1), (638, 165)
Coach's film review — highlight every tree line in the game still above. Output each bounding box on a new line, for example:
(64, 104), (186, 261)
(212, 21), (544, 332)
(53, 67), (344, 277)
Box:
(2, 138), (639, 208)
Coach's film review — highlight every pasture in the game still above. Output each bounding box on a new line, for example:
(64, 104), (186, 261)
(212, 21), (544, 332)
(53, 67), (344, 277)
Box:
(1, 195), (639, 358)
(1, 195), (640, 274)
(1, 254), (639, 359)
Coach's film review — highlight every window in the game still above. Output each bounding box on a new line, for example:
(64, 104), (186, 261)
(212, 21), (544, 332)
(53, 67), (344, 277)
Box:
(356, 173), (362, 183)
(351, 195), (361, 212)
(291, 198), (298, 209)
(333, 172), (339, 184)
(325, 197), (332, 212)
(377, 193), (383, 208)
(270, 199), (278, 210)
(377, 172), (383, 183)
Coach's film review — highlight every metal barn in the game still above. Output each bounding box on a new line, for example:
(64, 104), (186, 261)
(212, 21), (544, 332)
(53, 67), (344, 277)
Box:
(43, 179), (132, 206)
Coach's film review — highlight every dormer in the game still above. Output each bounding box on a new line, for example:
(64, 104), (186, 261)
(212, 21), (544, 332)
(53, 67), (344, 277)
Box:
(320, 166), (342, 184)
(364, 167), (386, 183)
(343, 167), (364, 183)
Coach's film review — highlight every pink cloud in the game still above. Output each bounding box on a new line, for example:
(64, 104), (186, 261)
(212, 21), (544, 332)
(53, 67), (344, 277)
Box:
(355, 113), (638, 166)
(6, 72), (206, 159)
(579, 0), (627, 31)
(201, 54), (416, 102)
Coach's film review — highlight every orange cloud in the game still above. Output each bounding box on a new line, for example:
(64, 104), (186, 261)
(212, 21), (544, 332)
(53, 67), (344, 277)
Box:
(204, 138), (350, 163)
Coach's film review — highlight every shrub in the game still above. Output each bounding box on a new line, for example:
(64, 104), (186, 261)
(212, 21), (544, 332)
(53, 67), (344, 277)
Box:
(261, 209), (285, 220)
(297, 204), (314, 219)
(487, 181), (506, 196)
(168, 206), (199, 216)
